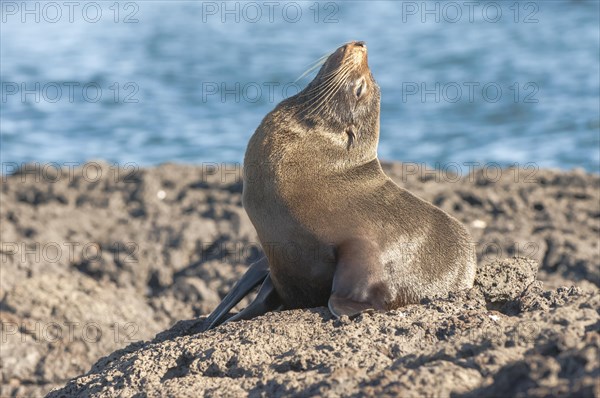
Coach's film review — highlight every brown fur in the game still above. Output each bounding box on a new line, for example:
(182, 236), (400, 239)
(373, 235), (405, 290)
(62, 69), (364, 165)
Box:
(242, 41), (476, 313)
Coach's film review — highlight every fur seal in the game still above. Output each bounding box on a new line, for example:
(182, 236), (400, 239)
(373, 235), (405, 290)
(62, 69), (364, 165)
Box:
(199, 41), (476, 331)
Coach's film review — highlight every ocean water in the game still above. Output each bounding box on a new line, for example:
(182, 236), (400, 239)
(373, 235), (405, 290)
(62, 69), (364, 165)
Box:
(1, 0), (599, 171)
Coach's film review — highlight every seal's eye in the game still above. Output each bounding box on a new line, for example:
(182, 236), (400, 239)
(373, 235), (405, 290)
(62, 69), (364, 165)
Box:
(355, 80), (365, 99)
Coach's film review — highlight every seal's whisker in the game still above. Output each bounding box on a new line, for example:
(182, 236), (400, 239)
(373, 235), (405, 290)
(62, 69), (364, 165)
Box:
(301, 63), (350, 97)
(302, 62), (352, 101)
(290, 58), (354, 121)
(303, 67), (352, 119)
(310, 51), (333, 67)
(299, 68), (349, 118)
(308, 71), (351, 117)
(301, 77), (349, 119)
(314, 59), (354, 81)
(311, 64), (352, 102)
(294, 52), (334, 83)
(307, 74), (348, 113)
(301, 75), (337, 98)
(295, 61), (326, 84)
(304, 58), (354, 92)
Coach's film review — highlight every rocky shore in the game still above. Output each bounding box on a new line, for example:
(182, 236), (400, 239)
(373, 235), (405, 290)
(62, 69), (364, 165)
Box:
(1, 162), (598, 397)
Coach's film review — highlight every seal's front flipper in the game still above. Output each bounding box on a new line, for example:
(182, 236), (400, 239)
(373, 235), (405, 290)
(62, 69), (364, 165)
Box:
(328, 295), (375, 318)
(190, 257), (270, 333)
(226, 273), (282, 323)
(328, 238), (388, 318)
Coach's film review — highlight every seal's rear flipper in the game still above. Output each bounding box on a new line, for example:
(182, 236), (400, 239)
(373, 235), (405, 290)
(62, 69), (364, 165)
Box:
(226, 274), (283, 323)
(190, 257), (270, 333)
(328, 238), (388, 318)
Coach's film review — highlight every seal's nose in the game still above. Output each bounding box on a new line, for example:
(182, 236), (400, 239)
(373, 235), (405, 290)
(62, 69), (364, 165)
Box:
(344, 41), (366, 51)
(347, 41), (367, 55)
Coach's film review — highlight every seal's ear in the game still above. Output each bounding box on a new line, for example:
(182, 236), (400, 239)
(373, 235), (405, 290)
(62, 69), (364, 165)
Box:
(328, 238), (388, 318)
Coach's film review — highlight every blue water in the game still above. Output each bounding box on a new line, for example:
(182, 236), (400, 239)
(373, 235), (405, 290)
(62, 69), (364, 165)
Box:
(2, 1), (599, 171)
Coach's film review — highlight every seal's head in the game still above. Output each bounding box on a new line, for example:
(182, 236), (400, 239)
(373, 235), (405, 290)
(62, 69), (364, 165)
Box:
(291, 41), (381, 155)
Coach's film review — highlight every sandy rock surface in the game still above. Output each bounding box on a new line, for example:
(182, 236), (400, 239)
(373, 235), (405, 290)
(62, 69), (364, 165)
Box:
(0, 162), (598, 397)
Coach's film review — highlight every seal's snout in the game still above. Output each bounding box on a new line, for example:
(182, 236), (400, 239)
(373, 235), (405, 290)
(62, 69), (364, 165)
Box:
(342, 41), (368, 68)
(345, 41), (367, 54)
